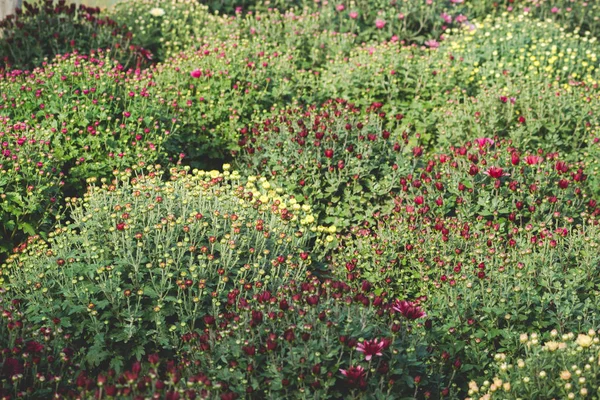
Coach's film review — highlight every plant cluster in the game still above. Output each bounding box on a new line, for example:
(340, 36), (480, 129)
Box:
(1, 166), (318, 368)
(0, 0), (140, 71)
(470, 330), (600, 399)
(0, 0), (599, 398)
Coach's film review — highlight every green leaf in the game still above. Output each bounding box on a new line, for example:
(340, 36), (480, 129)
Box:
(18, 222), (36, 236)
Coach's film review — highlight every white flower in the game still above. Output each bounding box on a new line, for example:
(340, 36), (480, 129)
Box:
(149, 7), (165, 17)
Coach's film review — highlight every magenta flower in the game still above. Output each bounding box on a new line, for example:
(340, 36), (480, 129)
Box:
(190, 69), (202, 78)
(454, 14), (468, 24)
(393, 300), (427, 320)
(356, 338), (386, 361)
(524, 155), (543, 165)
(425, 39), (440, 49)
(474, 137), (494, 148)
(375, 19), (386, 29)
(349, 11), (358, 19)
(484, 166), (509, 179)
(340, 365), (367, 389)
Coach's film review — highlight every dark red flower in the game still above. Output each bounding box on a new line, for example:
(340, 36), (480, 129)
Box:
(356, 338), (386, 361)
(340, 365), (367, 390)
(2, 358), (23, 377)
(25, 341), (43, 354)
(392, 300), (426, 320)
(555, 160), (568, 174)
(484, 166), (507, 179)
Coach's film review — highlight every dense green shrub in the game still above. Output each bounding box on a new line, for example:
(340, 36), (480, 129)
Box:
(471, 330), (600, 399)
(0, 119), (64, 254)
(109, 0), (212, 63)
(0, 0), (139, 71)
(148, 41), (301, 166)
(1, 166), (317, 369)
(234, 99), (420, 229)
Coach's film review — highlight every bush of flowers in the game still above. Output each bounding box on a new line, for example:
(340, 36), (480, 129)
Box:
(199, 0), (464, 46)
(147, 40), (300, 166)
(470, 330), (600, 400)
(235, 99), (418, 229)
(0, 277), (459, 399)
(109, 0), (212, 63)
(431, 80), (600, 155)
(464, 0), (600, 38)
(0, 0), (139, 71)
(0, 0), (599, 397)
(0, 165), (318, 370)
(176, 277), (456, 398)
(439, 14), (599, 88)
(0, 52), (170, 188)
(321, 139), (600, 388)
(0, 119), (64, 255)
(199, 7), (360, 70)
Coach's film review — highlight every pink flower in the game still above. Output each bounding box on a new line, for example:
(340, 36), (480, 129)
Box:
(454, 14), (468, 24)
(336, 4), (345, 11)
(425, 39), (440, 49)
(393, 300), (427, 320)
(474, 137), (494, 148)
(551, 7), (560, 13)
(375, 19), (386, 29)
(349, 11), (358, 19)
(356, 339), (386, 361)
(524, 155), (543, 165)
(440, 13), (452, 24)
(190, 69), (202, 78)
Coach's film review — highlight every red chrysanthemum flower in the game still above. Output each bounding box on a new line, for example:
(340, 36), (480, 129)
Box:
(392, 299), (427, 320)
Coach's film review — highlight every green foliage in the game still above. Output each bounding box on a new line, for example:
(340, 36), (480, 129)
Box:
(149, 40), (301, 167)
(473, 331), (600, 399)
(108, 0), (212, 63)
(1, 166), (317, 367)
(235, 100), (417, 229)
(0, 121), (63, 255)
(0, 0), (138, 71)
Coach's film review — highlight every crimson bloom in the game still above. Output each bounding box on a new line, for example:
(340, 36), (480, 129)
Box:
(340, 365), (367, 389)
(393, 299), (427, 320)
(356, 338), (386, 361)
(190, 69), (202, 78)
(484, 166), (508, 179)
(474, 137), (494, 148)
